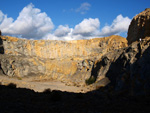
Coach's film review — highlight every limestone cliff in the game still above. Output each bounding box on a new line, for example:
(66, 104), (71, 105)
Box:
(1, 35), (127, 59)
(127, 8), (150, 44)
(0, 35), (127, 85)
(90, 9), (150, 95)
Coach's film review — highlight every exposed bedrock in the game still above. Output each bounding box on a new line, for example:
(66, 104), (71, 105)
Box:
(0, 35), (127, 86)
(127, 8), (150, 44)
(91, 8), (150, 94)
(91, 37), (150, 95)
(0, 35), (127, 59)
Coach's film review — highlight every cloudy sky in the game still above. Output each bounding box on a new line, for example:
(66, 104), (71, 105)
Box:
(0, 0), (149, 40)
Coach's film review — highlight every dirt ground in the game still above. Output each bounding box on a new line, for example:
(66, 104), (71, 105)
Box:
(0, 75), (92, 93)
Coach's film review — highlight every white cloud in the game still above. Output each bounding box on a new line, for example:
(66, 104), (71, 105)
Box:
(0, 11), (3, 22)
(43, 18), (100, 40)
(99, 14), (131, 36)
(44, 28), (74, 40)
(41, 18), (101, 41)
(54, 25), (71, 37)
(0, 3), (131, 40)
(0, 11), (14, 32)
(0, 3), (54, 39)
(76, 2), (91, 14)
(43, 33), (58, 40)
(73, 18), (100, 36)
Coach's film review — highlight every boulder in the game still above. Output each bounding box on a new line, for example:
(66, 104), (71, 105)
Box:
(127, 8), (150, 44)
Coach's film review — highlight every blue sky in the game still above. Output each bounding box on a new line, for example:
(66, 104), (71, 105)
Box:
(0, 0), (149, 40)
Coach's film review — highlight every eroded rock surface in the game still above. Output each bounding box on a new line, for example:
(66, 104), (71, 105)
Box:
(1, 35), (127, 59)
(91, 38), (150, 95)
(0, 35), (127, 86)
(88, 8), (150, 95)
(127, 8), (150, 44)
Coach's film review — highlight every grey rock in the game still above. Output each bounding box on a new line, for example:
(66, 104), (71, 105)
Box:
(91, 38), (150, 95)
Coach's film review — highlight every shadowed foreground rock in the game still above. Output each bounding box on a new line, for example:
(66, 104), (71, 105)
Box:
(0, 83), (150, 113)
(91, 37), (150, 95)
(90, 8), (150, 95)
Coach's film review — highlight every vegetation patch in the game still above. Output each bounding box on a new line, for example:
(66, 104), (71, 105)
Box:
(85, 76), (96, 85)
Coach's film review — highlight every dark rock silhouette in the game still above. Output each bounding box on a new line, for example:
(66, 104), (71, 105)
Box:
(0, 83), (150, 113)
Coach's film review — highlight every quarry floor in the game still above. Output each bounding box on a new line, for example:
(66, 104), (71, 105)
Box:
(0, 75), (91, 93)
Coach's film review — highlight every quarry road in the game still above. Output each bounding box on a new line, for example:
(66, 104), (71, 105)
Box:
(0, 75), (91, 93)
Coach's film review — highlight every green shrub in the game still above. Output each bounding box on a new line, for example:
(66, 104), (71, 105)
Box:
(85, 76), (96, 85)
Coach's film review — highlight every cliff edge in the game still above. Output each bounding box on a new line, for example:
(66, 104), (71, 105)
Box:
(91, 8), (150, 95)
(127, 8), (150, 44)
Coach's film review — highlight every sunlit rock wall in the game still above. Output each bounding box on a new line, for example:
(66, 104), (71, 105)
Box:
(0, 35), (127, 59)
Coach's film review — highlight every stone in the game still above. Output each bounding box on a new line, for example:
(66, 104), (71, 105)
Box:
(0, 35), (127, 59)
(0, 35), (127, 85)
(91, 37), (150, 95)
(127, 8), (150, 44)
(90, 8), (150, 94)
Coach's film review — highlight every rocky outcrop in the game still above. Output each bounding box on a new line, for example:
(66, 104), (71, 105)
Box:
(0, 35), (127, 85)
(127, 8), (150, 44)
(91, 37), (150, 95)
(88, 8), (150, 95)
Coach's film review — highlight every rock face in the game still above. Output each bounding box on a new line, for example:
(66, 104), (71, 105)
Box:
(0, 35), (127, 85)
(127, 8), (150, 44)
(91, 38), (150, 95)
(90, 9), (150, 95)
(1, 35), (127, 59)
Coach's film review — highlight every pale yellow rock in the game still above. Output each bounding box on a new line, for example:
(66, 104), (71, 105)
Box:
(1, 35), (127, 59)
(0, 35), (128, 85)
